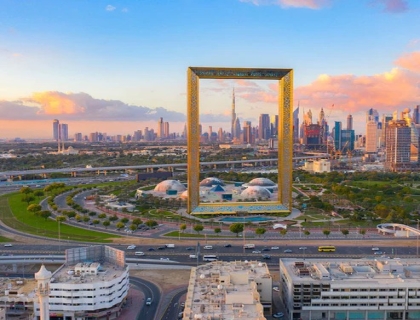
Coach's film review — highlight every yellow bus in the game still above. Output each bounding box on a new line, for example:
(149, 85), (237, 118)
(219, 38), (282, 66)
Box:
(318, 246), (336, 252)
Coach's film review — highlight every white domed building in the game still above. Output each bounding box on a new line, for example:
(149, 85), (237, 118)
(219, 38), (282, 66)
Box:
(200, 177), (225, 187)
(241, 186), (271, 200)
(154, 180), (186, 192)
(243, 177), (277, 192)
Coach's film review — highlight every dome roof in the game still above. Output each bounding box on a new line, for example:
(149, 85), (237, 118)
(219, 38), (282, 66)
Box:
(248, 177), (276, 186)
(154, 180), (186, 192)
(200, 177), (225, 187)
(241, 186), (271, 199)
(35, 265), (52, 280)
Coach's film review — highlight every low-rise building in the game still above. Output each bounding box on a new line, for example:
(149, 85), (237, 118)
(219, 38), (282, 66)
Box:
(183, 260), (272, 320)
(280, 258), (420, 320)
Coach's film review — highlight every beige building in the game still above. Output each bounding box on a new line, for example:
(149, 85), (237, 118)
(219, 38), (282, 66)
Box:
(302, 159), (331, 173)
(183, 260), (273, 320)
(280, 258), (420, 320)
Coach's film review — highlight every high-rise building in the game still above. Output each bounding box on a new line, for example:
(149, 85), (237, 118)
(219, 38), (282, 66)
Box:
(243, 121), (253, 144)
(333, 121), (342, 151)
(413, 105), (420, 124)
(347, 114), (353, 130)
(231, 88), (236, 138)
(385, 119), (411, 171)
(53, 119), (60, 141)
(381, 114), (393, 148)
(233, 117), (241, 141)
(365, 120), (378, 153)
(60, 123), (68, 141)
(157, 117), (164, 138)
(164, 122), (169, 138)
(293, 107), (299, 143)
(271, 114), (279, 138)
(259, 114), (271, 140)
(73, 133), (82, 142)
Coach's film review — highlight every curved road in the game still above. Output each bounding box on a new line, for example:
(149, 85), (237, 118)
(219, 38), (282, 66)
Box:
(160, 288), (188, 320)
(130, 276), (161, 320)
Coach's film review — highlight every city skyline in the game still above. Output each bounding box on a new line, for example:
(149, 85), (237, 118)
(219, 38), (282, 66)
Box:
(1, 0), (420, 138)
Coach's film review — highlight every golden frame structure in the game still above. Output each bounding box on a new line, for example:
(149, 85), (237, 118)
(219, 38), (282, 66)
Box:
(187, 67), (293, 215)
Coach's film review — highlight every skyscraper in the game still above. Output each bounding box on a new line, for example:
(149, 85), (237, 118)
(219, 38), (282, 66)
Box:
(231, 88), (236, 138)
(60, 123), (68, 141)
(333, 121), (342, 151)
(243, 121), (253, 144)
(347, 114), (353, 130)
(385, 120), (411, 171)
(413, 105), (420, 124)
(164, 122), (170, 138)
(157, 117), (164, 138)
(366, 109), (379, 153)
(259, 114), (270, 140)
(53, 119), (60, 141)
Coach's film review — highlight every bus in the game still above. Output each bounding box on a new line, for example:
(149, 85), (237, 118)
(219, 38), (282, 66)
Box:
(318, 246), (336, 252)
(203, 255), (218, 262)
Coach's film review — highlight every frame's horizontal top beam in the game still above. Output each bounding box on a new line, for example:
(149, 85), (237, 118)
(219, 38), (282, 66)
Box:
(189, 67), (292, 80)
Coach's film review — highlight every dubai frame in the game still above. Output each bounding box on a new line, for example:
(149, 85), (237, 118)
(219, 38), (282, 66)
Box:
(187, 67), (293, 215)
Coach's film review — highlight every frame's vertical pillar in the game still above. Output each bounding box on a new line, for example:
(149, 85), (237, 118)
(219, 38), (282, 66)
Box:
(278, 70), (293, 210)
(187, 68), (200, 213)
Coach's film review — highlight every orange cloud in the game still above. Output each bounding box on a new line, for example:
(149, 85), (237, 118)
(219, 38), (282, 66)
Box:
(295, 67), (420, 112)
(29, 91), (85, 115)
(395, 51), (420, 73)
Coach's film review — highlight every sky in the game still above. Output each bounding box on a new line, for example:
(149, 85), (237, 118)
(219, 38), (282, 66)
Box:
(1, 0), (420, 139)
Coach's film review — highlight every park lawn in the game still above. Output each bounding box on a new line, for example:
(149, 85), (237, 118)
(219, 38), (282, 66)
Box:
(0, 236), (14, 243)
(1, 193), (118, 243)
(163, 231), (249, 238)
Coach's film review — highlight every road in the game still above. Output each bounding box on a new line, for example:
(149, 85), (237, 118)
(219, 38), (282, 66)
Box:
(129, 276), (161, 320)
(160, 288), (188, 320)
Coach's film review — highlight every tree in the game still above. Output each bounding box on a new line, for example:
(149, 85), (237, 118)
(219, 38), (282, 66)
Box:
(75, 214), (83, 222)
(359, 229), (366, 238)
(214, 227), (221, 236)
(180, 224), (187, 233)
(109, 215), (118, 222)
(22, 194), (35, 205)
(129, 224), (137, 231)
(280, 229), (288, 237)
(255, 227), (266, 238)
(39, 210), (51, 220)
(98, 213), (107, 219)
(27, 203), (42, 214)
(193, 224), (204, 234)
(83, 216), (90, 223)
(92, 219), (100, 225)
(304, 230), (311, 238)
(229, 223), (244, 237)
(34, 190), (45, 199)
(56, 215), (66, 223)
(145, 220), (158, 228)
(103, 220), (111, 229)
(120, 217), (129, 224)
(323, 229), (331, 238)
(341, 229), (349, 238)
(20, 186), (33, 195)
(116, 222), (125, 230)
(133, 218), (142, 226)
(89, 211), (97, 217)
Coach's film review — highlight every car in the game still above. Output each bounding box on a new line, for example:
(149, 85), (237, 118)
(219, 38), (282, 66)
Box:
(284, 249), (293, 253)
(186, 247), (194, 251)
(262, 248), (270, 252)
(273, 286), (280, 292)
(273, 312), (284, 318)
(262, 254), (271, 259)
(148, 248), (155, 251)
(180, 302), (185, 307)
(271, 246), (280, 250)
(299, 247), (307, 250)
(160, 257), (170, 261)
(252, 250), (261, 254)
(135, 252), (145, 256)
(127, 245), (136, 250)
(178, 312), (184, 319)
(372, 247), (380, 251)
(224, 244), (232, 248)
(157, 246), (166, 250)
(374, 251), (384, 255)
(146, 298), (152, 306)
(4, 244), (12, 247)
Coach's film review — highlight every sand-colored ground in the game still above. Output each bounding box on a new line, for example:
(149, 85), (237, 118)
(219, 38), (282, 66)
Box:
(130, 269), (191, 294)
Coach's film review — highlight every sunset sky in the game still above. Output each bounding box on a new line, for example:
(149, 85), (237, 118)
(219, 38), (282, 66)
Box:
(1, 0), (420, 139)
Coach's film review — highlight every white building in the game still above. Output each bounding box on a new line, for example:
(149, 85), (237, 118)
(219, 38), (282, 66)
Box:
(280, 258), (420, 320)
(302, 159), (331, 173)
(0, 246), (129, 320)
(183, 260), (272, 320)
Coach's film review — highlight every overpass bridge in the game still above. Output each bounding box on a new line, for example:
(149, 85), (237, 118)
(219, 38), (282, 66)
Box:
(0, 155), (328, 178)
(377, 223), (420, 237)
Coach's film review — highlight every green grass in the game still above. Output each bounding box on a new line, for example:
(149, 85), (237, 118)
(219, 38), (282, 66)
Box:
(0, 236), (14, 243)
(0, 193), (119, 243)
(163, 231), (243, 238)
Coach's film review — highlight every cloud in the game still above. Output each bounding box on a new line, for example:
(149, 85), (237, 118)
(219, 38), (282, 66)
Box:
(369, 0), (409, 13)
(395, 51), (420, 73)
(105, 5), (116, 11)
(240, 0), (331, 9)
(1, 91), (186, 122)
(121, 8), (128, 13)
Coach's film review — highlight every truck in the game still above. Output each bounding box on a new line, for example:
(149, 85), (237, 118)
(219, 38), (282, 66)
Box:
(243, 244), (255, 249)
(165, 244), (175, 248)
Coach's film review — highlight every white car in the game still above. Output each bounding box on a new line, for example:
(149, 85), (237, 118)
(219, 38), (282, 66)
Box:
(160, 257), (170, 261)
(284, 249), (293, 253)
(372, 247), (380, 251)
(4, 244), (12, 247)
(252, 250), (261, 254)
(127, 245), (136, 250)
(271, 246), (280, 250)
(146, 298), (152, 306)
(273, 286), (280, 292)
(299, 247), (307, 250)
